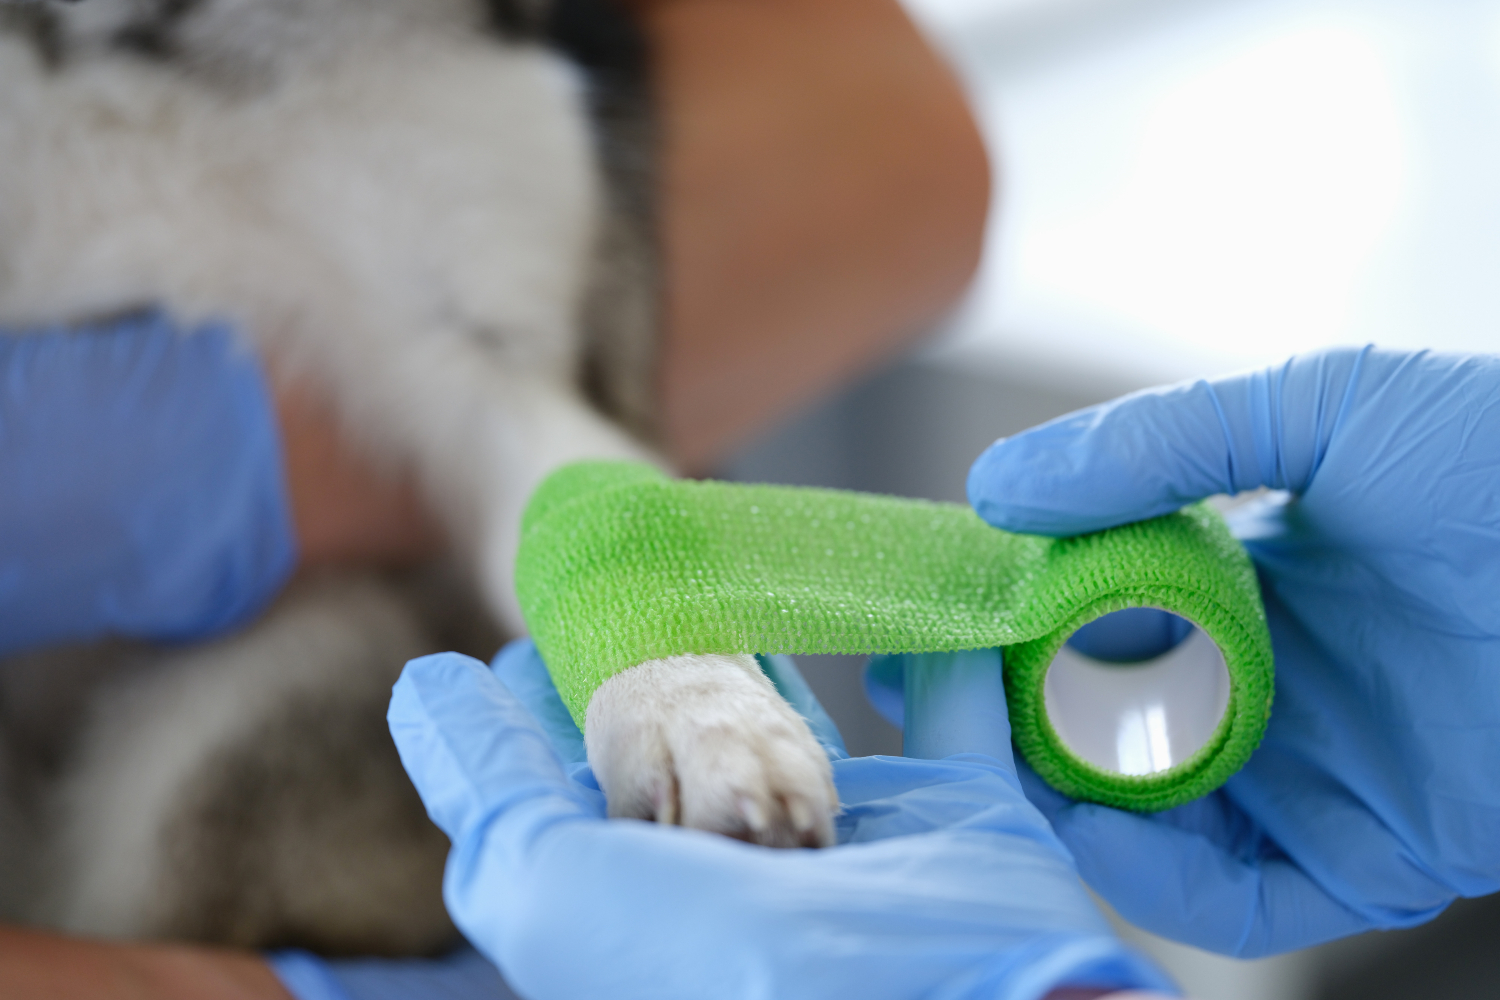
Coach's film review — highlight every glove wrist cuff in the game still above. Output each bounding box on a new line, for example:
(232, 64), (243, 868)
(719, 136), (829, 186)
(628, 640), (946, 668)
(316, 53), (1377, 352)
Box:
(266, 950), (354, 1000)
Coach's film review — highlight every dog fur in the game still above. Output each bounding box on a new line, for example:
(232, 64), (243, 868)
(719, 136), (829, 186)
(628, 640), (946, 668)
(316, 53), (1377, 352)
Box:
(0, 0), (835, 955)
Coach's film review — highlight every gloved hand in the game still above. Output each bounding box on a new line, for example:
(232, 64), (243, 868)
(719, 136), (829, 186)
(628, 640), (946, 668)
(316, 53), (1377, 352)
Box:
(0, 310), (295, 657)
(385, 640), (1177, 1000)
(965, 346), (1500, 957)
(270, 945), (523, 1000)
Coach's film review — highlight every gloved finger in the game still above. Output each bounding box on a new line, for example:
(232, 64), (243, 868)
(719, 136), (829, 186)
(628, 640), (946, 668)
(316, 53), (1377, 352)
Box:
(270, 946), (518, 1000)
(325, 947), (517, 1000)
(388, 652), (602, 844)
(267, 950), (356, 1000)
(490, 639), (587, 765)
(1015, 756), (1071, 825)
(1049, 800), (1373, 957)
(899, 649), (1013, 763)
(1064, 606), (1194, 661)
(966, 347), (1372, 536)
(862, 653), (905, 728)
(757, 654), (849, 760)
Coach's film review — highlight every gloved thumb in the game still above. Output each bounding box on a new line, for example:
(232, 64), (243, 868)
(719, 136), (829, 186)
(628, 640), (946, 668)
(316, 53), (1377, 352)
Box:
(967, 347), (1372, 536)
(897, 649), (1013, 763)
(388, 652), (599, 845)
(490, 639), (589, 765)
(757, 654), (851, 761)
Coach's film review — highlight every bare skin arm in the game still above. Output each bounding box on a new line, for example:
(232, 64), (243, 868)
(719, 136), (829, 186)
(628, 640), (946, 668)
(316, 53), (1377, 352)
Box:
(0, 925), (291, 1000)
(645, 0), (990, 469)
(274, 380), (446, 569)
(3, 1), (990, 995)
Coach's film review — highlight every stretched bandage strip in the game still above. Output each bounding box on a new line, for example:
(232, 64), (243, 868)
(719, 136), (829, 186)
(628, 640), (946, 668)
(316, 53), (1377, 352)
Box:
(516, 461), (1273, 812)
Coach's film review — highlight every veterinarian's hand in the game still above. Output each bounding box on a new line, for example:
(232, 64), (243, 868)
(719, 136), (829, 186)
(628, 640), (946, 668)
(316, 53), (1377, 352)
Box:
(0, 310), (446, 659)
(965, 346), (1500, 957)
(270, 944), (523, 1000)
(387, 641), (1176, 1000)
(0, 311), (295, 657)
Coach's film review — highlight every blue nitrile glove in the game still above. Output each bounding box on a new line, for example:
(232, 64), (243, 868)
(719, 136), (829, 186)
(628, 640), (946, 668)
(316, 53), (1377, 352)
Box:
(963, 346), (1500, 957)
(0, 310), (295, 656)
(386, 640), (1178, 1000)
(269, 945), (523, 1000)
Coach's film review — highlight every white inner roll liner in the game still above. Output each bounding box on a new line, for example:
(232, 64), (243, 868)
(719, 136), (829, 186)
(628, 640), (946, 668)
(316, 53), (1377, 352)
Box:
(1043, 625), (1232, 776)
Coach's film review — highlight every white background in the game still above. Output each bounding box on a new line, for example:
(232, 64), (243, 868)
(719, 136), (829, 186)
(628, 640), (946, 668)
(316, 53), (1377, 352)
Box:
(906, 0), (1500, 395)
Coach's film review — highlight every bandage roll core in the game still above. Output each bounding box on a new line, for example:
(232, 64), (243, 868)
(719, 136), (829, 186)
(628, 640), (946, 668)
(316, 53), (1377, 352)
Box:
(516, 461), (1274, 812)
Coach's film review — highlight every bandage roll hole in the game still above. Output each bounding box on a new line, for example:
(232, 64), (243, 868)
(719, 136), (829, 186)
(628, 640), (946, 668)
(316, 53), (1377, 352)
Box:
(1044, 609), (1231, 776)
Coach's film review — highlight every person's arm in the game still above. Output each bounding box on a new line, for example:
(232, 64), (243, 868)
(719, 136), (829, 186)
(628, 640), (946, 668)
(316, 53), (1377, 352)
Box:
(0, 925), (290, 1000)
(273, 379), (442, 569)
(965, 347), (1500, 957)
(642, 0), (990, 468)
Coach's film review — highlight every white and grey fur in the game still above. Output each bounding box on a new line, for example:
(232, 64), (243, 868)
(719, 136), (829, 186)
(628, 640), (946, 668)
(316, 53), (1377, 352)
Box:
(0, 0), (836, 955)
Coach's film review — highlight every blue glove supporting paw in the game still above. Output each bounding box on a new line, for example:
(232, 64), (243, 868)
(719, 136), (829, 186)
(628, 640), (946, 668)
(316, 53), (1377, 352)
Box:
(270, 945), (522, 1000)
(0, 310), (295, 656)
(966, 346), (1500, 957)
(386, 641), (1176, 1000)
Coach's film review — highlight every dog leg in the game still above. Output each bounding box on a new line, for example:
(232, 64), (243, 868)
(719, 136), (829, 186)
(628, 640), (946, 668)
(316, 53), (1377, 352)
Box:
(440, 386), (839, 849)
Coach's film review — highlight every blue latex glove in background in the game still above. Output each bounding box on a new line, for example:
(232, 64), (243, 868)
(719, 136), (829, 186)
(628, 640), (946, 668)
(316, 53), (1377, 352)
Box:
(0, 310), (295, 656)
(271, 946), (522, 1000)
(383, 640), (1176, 1000)
(965, 346), (1500, 957)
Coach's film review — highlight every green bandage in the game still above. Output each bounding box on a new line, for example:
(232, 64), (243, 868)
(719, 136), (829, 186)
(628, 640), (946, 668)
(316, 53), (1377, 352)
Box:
(516, 461), (1273, 812)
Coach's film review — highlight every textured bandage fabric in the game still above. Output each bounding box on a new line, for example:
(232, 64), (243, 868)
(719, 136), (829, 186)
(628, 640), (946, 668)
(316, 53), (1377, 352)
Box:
(516, 461), (1274, 811)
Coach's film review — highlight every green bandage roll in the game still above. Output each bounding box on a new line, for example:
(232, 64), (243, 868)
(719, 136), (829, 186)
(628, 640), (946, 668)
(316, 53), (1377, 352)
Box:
(516, 461), (1273, 812)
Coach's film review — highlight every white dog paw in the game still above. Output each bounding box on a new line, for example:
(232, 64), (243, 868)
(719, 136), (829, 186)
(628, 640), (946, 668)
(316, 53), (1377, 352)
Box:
(584, 653), (838, 848)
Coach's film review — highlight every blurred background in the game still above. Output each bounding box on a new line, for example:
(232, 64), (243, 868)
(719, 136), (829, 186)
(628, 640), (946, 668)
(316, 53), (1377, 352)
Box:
(716, 0), (1500, 997)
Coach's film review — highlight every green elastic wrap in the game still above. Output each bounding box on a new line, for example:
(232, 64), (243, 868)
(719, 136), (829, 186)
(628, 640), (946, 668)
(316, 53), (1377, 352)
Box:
(516, 461), (1273, 812)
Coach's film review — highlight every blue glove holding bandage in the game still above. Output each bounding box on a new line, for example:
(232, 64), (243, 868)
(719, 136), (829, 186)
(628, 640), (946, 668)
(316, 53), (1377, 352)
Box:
(965, 346), (1500, 957)
(0, 310), (295, 656)
(384, 640), (1176, 1000)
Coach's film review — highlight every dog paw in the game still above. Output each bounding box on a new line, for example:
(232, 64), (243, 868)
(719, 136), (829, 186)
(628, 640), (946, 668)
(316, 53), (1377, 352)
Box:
(583, 653), (838, 847)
